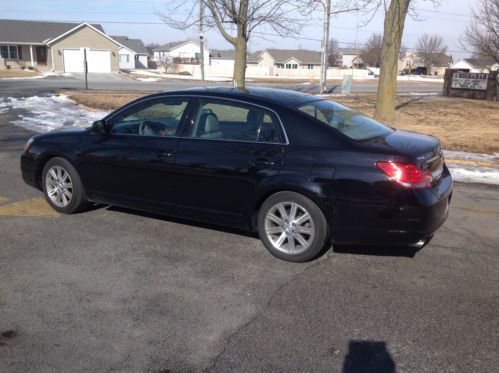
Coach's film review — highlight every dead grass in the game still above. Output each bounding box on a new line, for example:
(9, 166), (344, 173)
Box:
(64, 90), (499, 153)
(0, 69), (41, 78)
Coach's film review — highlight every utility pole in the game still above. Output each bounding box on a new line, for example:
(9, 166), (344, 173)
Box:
(319, 5), (359, 94)
(199, 0), (205, 82)
(319, 0), (331, 94)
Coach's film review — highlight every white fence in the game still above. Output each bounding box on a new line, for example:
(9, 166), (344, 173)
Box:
(173, 63), (370, 80)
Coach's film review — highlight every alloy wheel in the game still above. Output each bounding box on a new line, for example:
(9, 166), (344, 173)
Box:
(264, 201), (315, 255)
(45, 165), (73, 208)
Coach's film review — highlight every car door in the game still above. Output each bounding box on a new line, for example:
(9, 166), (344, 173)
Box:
(173, 97), (287, 227)
(81, 96), (193, 210)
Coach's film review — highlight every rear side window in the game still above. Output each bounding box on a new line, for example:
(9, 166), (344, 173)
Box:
(110, 98), (188, 137)
(187, 99), (283, 143)
(298, 99), (393, 140)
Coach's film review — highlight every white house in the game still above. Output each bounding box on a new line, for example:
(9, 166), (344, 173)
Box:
(111, 35), (148, 69)
(210, 49), (235, 68)
(338, 48), (364, 68)
(450, 58), (498, 73)
(153, 40), (210, 65)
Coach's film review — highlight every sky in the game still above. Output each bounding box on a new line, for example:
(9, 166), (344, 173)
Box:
(2, 0), (476, 60)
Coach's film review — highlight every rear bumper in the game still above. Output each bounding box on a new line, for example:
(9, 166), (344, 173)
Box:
(21, 153), (40, 190)
(331, 172), (453, 245)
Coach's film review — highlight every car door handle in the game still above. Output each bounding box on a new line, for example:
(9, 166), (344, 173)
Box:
(157, 150), (175, 159)
(250, 158), (278, 167)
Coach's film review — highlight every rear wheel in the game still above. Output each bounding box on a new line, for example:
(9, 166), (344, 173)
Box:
(42, 157), (89, 214)
(257, 191), (330, 262)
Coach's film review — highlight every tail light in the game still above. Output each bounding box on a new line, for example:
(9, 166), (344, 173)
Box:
(376, 161), (433, 189)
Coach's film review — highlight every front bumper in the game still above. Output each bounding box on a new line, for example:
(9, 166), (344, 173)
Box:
(21, 152), (40, 190)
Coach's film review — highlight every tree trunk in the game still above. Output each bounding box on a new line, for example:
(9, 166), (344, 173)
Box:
(233, 38), (247, 88)
(374, 0), (411, 124)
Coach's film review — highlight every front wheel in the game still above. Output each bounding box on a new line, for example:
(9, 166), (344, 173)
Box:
(42, 157), (89, 214)
(257, 191), (330, 262)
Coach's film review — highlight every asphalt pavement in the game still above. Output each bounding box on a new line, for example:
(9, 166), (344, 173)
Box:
(0, 73), (444, 95)
(1, 88), (498, 372)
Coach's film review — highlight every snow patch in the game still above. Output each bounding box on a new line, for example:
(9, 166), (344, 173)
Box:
(0, 95), (109, 133)
(448, 165), (499, 185)
(136, 77), (160, 82)
(444, 150), (499, 163)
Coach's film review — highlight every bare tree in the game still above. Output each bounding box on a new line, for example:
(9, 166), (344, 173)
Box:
(328, 38), (341, 67)
(416, 33), (448, 74)
(356, 0), (442, 124)
(360, 33), (383, 67)
(157, 1), (304, 88)
(158, 56), (176, 73)
(462, 0), (499, 63)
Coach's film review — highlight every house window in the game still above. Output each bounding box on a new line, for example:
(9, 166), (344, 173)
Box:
(0, 45), (19, 59)
(119, 54), (130, 63)
(307, 64), (314, 69)
(285, 64), (291, 69)
(292, 64), (298, 69)
(274, 63), (284, 68)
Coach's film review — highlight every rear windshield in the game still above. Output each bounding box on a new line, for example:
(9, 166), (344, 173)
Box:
(297, 99), (393, 140)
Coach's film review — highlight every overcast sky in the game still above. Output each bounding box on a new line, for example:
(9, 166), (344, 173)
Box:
(3, 0), (476, 59)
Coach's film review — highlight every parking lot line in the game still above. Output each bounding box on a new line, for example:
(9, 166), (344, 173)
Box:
(0, 197), (59, 217)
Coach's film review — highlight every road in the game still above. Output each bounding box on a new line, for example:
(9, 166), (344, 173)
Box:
(1, 89), (498, 372)
(0, 74), (444, 95)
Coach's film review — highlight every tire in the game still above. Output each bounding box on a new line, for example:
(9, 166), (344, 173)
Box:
(257, 191), (330, 262)
(42, 157), (89, 214)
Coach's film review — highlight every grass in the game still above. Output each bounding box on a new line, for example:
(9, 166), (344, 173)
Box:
(63, 90), (499, 154)
(0, 69), (41, 78)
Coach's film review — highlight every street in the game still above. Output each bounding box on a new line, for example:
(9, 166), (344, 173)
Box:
(0, 85), (498, 372)
(0, 74), (445, 95)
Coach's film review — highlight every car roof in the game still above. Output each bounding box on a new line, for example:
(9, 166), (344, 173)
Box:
(156, 87), (320, 108)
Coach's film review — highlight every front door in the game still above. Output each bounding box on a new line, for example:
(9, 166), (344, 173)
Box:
(174, 98), (286, 228)
(81, 96), (192, 212)
(35, 46), (47, 65)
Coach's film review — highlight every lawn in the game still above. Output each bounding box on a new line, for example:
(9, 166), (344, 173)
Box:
(63, 90), (499, 154)
(0, 69), (41, 78)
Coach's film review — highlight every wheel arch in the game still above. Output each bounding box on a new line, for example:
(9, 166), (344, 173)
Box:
(36, 153), (79, 189)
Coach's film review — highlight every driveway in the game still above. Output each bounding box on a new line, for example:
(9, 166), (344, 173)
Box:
(0, 95), (498, 372)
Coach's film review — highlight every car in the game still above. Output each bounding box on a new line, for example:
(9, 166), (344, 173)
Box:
(21, 87), (452, 262)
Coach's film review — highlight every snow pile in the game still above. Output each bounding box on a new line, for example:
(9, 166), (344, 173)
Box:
(444, 150), (499, 163)
(0, 95), (109, 133)
(397, 75), (444, 83)
(136, 77), (160, 82)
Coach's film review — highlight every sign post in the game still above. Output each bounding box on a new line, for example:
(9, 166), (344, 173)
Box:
(83, 48), (88, 90)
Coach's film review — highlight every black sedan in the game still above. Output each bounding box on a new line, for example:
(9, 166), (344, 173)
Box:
(21, 87), (452, 262)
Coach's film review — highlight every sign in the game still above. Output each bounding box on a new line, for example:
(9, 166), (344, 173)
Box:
(451, 72), (488, 90)
(342, 75), (352, 94)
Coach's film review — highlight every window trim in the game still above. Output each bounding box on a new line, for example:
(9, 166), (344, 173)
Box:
(105, 95), (290, 145)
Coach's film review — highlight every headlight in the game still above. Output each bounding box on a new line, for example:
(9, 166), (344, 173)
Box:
(23, 137), (34, 153)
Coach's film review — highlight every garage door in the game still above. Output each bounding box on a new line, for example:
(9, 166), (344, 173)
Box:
(63, 49), (83, 72)
(63, 49), (111, 73)
(87, 50), (111, 73)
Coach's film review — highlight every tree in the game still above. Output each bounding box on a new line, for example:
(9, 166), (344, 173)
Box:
(373, 0), (411, 124)
(416, 33), (448, 74)
(360, 33), (383, 67)
(462, 0), (499, 63)
(157, 0), (303, 88)
(328, 38), (341, 67)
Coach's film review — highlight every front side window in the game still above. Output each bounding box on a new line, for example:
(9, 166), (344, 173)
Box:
(9, 46), (18, 59)
(119, 54), (129, 63)
(187, 100), (282, 143)
(0, 45), (18, 59)
(111, 98), (189, 137)
(297, 99), (394, 141)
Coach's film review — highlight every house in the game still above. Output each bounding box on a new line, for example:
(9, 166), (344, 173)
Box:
(450, 57), (499, 73)
(210, 49), (235, 68)
(153, 40), (210, 65)
(337, 48), (364, 68)
(111, 36), (148, 69)
(400, 51), (453, 75)
(0, 19), (122, 73)
(248, 49), (322, 69)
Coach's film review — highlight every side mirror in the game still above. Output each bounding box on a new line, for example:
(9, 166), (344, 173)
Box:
(91, 120), (108, 135)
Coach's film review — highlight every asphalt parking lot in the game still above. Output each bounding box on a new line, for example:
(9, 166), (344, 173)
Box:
(1, 105), (498, 372)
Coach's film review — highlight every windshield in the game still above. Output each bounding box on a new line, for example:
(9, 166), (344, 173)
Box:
(297, 99), (394, 140)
